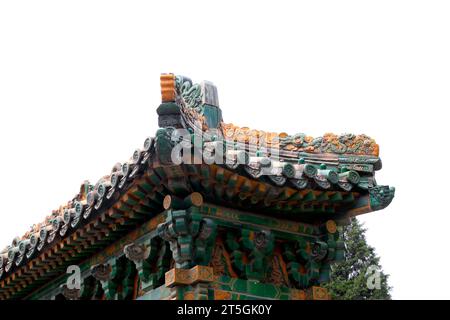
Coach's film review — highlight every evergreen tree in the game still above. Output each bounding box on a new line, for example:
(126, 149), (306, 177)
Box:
(325, 217), (392, 300)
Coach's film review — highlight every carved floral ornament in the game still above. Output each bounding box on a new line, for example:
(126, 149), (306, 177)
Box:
(123, 243), (150, 262)
(221, 123), (379, 156)
(91, 264), (112, 282)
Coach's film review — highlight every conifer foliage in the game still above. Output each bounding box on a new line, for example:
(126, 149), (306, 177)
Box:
(325, 218), (392, 299)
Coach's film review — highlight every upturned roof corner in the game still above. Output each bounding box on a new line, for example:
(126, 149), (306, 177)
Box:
(0, 73), (394, 300)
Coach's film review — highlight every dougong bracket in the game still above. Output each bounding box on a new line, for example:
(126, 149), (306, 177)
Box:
(157, 207), (217, 269)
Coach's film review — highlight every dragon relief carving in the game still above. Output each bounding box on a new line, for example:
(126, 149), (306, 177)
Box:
(175, 76), (203, 114)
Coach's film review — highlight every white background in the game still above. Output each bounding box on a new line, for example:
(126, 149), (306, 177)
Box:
(0, 0), (449, 299)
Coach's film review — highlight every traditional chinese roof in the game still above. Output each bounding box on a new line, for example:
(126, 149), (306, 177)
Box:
(0, 74), (394, 299)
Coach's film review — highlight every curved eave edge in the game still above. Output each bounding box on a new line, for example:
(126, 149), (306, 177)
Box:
(0, 136), (157, 290)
